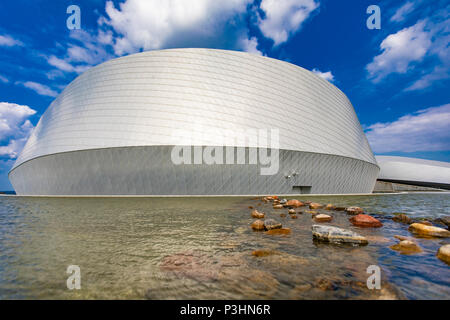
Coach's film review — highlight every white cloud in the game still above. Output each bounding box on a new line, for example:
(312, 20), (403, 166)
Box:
(390, 2), (415, 22)
(312, 68), (334, 82)
(0, 102), (36, 159)
(0, 34), (23, 47)
(365, 104), (450, 153)
(240, 36), (263, 55)
(367, 21), (431, 82)
(0, 75), (9, 83)
(257, 0), (319, 45)
(47, 55), (90, 74)
(17, 81), (58, 97)
(102, 0), (252, 55)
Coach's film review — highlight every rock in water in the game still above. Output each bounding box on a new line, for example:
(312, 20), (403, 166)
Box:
(252, 249), (277, 257)
(390, 240), (422, 254)
(286, 199), (303, 207)
(314, 214), (332, 222)
(251, 210), (265, 219)
(345, 206), (364, 215)
(265, 228), (291, 235)
(325, 204), (336, 210)
(291, 214), (298, 219)
(349, 214), (383, 228)
(251, 219), (265, 231)
(437, 244), (450, 264)
(288, 209), (296, 214)
(273, 204), (283, 209)
(392, 214), (413, 224)
(280, 199), (287, 204)
(264, 219), (282, 230)
(309, 202), (323, 209)
(312, 225), (368, 245)
(408, 223), (450, 238)
(434, 216), (450, 229)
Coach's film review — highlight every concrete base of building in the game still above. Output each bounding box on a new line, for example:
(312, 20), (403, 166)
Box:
(9, 146), (379, 196)
(373, 180), (446, 193)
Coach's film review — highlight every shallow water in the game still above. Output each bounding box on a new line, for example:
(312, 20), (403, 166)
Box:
(0, 193), (449, 300)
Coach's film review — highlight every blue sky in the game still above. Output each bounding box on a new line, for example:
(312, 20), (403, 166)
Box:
(0, 0), (449, 190)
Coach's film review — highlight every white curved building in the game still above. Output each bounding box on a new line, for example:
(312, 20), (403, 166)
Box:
(376, 156), (450, 190)
(9, 48), (379, 195)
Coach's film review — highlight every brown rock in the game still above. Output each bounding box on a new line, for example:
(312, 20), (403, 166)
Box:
(392, 214), (413, 224)
(325, 204), (336, 210)
(417, 220), (432, 226)
(314, 214), (332, 222)
(309, 202), (323, 209)
(345, 206), (364, 215)
(335, 207), (346, 211)
(408, 223), (450, 238)
(291, 214), (298, 219)
(437, 244), (450, 264)
(264, 218), (282, 230)
(280, 213), (287, 218)
(394, 235), (415, 242)
(306, 210), (318, 215)
(265, 228), (291, 235)
(434, 216), (450, 229)
(349, 214), (383, 228)
(251, 209), (265, 219)
(252, 249), (276, 257)
(288, 209), (296, 214)
(286, 199), (304, 207)
(251, 219), (265, 231)
(273, 204), (283, 209)
(390, 240), (422, 255)
(248, 206), (254, 209)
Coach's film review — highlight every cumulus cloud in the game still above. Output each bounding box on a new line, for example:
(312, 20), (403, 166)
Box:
(16, 81), (58, 97)
(365, 104), (450, 153)
(257, 0), (319, 45)
(0, 34), (23, 47)
(390, 2), (415, 22)
(102, 0), (252, 55)
(366, 21), (431, 82)
(312, 68), (334, 82)
(240, 36), (263, 55)
(0, 102), (36, 159)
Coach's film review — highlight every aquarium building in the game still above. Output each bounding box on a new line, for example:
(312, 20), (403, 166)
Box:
(375, 156), (450, 190)
(9, 48), (379, 195)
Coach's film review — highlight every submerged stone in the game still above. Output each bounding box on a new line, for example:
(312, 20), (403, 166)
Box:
(408, 223), (450, 238)
(264, 219), (282, 230)
(286, 199), (303, 207)
(325, 204), (336, 210)
(312, 225), (368, 245)
(251, 219), (265, 231)
(345, 206), (364, 215)
(309, 202), (323, 209)
(314, 214), (332, 222)
(349, 214), (382, 228)
(392, 214), (413, 224)
(251, 210), (265, 219)
(265, 228), (291, 235)
(390, 240), (422, 255)
(437, 244), (450, 264)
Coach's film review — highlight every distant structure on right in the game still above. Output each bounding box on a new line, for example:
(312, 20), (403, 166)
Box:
(374, 156), (450, 192)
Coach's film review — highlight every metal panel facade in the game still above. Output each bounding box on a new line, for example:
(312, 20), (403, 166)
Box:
(9, 49), (379, 195)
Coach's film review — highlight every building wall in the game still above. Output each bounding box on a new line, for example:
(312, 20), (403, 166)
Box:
(10, 146), (379, 195)
(376, 156), (450, 189)
(10, 48), (379, 195)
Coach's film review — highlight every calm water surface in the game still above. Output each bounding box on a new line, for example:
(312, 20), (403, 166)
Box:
(0, 193), (449, 299)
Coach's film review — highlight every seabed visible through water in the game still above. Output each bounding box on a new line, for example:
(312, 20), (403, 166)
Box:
(0, 192), (449, 299)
